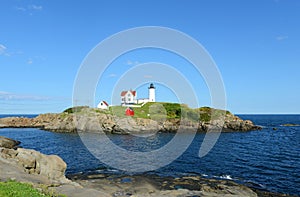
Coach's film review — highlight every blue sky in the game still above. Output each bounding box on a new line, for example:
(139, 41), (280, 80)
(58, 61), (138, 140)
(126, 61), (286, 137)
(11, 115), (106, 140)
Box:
(0, 0), (299, 114)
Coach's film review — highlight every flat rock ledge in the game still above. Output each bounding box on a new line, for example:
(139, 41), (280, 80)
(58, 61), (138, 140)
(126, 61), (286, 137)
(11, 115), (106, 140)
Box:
(69, 172), (295, 197)
(70, 173), (259, 197)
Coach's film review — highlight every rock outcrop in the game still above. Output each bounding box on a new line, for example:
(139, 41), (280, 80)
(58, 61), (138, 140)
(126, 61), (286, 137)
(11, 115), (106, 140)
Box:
(0, 137), (69, 184)
(0, 137), (112, 196)
(0, 136), (21, 149)
(0, 108), (261, 134)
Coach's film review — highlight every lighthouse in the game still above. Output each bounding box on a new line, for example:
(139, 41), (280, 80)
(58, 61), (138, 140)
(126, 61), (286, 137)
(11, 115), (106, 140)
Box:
(148, 83), (156, 102)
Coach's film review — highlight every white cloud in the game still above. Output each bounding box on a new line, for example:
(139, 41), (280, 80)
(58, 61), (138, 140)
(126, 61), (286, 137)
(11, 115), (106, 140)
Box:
(15, 4), (43, 13)
(0, 91), (50, 101)
(144, 75), (153, 78)
(0, 91), (10, 95)
(127, 60), (133, 65)
(29, 5), (43, 11)
(26, 56), (46, 64)
(126, 60), (140, 66)
(27, 58), (33, 64)
(16, 7), (26, 11)
(276, 35), (288, 41)
(0, 44), (7, 55)
(108, 73), (117, 78)
(0, 45), (25, 57)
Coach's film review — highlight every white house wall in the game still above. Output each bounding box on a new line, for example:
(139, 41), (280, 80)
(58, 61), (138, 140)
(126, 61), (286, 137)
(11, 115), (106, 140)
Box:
(122, 91), (137, 104)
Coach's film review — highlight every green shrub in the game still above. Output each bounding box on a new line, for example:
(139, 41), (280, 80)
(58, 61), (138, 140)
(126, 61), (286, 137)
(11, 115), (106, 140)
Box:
(199, 106), (211, 113)
(161, 103), (181, 118)
(63, 106), (89, 114)
(200, 113), (211, 122)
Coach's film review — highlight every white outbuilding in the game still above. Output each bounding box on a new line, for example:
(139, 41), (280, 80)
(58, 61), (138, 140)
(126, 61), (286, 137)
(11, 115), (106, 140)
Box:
(97, 100), (109, 110)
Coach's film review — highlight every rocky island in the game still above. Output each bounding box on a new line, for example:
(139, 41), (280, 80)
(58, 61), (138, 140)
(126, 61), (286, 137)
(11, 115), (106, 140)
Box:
(0, 103), (261, 134)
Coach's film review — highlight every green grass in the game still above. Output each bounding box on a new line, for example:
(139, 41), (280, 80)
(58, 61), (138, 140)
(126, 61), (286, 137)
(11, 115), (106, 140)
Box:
(0, 180), (58, 197)
(63, 102), (230, 123)
(109, 106), (128, 118)
(109, 102), (155, 119)
(110, 102), (207, 122)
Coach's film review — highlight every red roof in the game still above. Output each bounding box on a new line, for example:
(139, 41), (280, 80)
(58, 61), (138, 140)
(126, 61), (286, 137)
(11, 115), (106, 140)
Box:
(125, 107), (134, 116)
(102, 101), (109, 106)
(120, 90), (136, 96)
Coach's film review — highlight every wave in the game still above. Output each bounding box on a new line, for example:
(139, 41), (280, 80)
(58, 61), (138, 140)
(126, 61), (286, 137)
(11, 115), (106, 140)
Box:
(220, 175), (233, 180)
(213, 174), (233, 180)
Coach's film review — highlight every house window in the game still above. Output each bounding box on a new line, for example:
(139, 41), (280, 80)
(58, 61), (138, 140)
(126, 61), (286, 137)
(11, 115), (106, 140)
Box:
(127, 93), (131, 97)
(128, 98), (131, 102)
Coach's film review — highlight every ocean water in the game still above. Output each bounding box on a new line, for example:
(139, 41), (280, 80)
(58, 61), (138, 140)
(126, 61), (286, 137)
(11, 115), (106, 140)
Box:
(0, 114), (299, 195)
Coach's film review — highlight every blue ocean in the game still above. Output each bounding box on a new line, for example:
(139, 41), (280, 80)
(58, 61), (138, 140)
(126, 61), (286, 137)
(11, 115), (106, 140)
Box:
(0, 114), (299, 195)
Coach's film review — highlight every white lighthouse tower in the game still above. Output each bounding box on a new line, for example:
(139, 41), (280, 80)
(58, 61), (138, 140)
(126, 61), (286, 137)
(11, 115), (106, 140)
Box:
(148, 83), (156, 102)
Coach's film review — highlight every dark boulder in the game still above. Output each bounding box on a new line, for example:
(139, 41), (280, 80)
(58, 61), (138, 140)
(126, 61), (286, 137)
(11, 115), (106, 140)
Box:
(0, 136), (21, 149)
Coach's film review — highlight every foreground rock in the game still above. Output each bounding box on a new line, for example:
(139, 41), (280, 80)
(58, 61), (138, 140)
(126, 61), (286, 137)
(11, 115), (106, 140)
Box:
(0, 142), (69, 184)
(0, 108), (261, 134)
(69, 173), (294, 197)
(69, 173), (258, 197)
(0, 136), (20, 149)
(0, 136), (109, 197)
